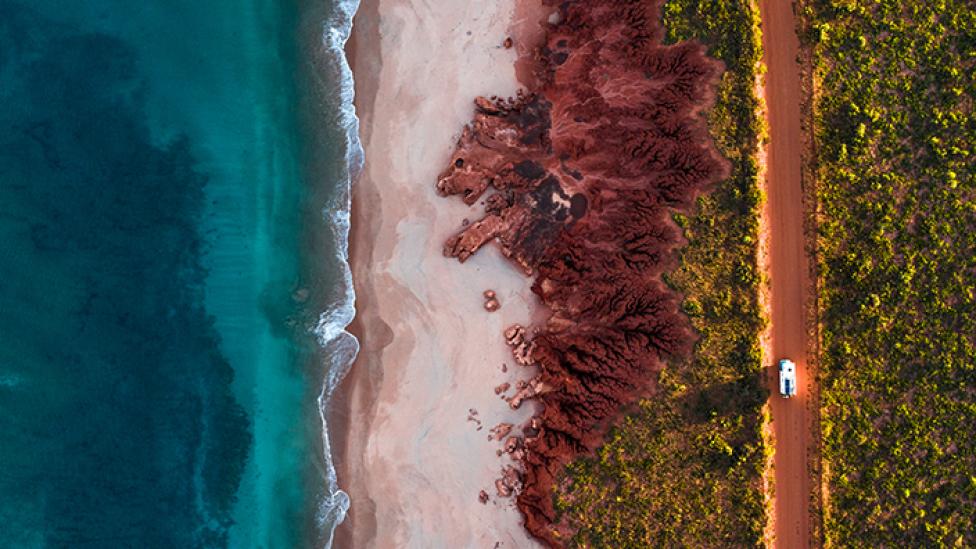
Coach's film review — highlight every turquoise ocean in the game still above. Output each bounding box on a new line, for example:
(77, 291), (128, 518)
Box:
(0, 0), (360, 546)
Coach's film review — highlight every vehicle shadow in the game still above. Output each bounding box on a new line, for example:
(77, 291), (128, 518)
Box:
(679, 372), (768, 425)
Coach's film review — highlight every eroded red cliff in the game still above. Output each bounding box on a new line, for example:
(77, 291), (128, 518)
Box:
(436, 1), (727, 545)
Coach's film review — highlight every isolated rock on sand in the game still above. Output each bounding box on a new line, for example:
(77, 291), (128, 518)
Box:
(504, 324), (524, 345)
(489, 422), (513, 441)
(483, 289), (501, 312)
(479, 490), (490, 504)
(495, 465), (523, 498)
(507, 377), (553, 410)
(466, 408), (482, 429)
(493, 382), (511, 395)
(504, 324), (535, 366)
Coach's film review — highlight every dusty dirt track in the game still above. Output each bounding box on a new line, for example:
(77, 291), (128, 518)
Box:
(759, 0), (814, 547)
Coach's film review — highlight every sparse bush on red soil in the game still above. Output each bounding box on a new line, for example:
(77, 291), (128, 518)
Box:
(435, 1), (748, 545)
(803, 0), (976, 545)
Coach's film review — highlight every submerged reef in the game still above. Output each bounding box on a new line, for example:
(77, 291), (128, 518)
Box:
(436, 0), (727, 545)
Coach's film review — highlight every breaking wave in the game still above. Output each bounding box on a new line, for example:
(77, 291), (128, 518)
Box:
(309, 0), (363, 546)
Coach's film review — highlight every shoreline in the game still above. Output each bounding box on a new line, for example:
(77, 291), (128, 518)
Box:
(328, 1), (378, 545)
(332, 1), (546, 546)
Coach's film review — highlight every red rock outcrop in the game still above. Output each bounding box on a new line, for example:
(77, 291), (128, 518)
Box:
(490, 422), (514, 441)
(437, 1), (727, 545)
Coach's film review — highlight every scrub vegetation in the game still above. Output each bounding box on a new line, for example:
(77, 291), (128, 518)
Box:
(801, 0), (976, 545)
(552, 1), (769, 545)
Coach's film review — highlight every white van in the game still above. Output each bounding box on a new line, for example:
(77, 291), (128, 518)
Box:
(779, 359), (797, 398)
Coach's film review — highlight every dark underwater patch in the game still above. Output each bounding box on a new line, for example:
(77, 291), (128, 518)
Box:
(0, 8), (250, 546)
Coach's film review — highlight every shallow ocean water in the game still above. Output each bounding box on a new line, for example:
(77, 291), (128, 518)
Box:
(0, 0), (359, 546)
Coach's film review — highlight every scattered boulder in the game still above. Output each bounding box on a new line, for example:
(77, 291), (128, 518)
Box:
(504, 324), (525, 345)
(495, 478), (512, 497)
(489, 422), (513, 441)
(495, 465), (524, 498)
(507, 377), (554, 409)
(483, 290), (501, 312)
(504, 325), (534, 365)
(466, 408), (482, 427)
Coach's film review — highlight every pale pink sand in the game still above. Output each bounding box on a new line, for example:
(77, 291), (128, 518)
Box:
(337, 0), (548, 547)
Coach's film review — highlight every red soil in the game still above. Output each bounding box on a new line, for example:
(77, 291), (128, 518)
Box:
(436, 1), (726, 545)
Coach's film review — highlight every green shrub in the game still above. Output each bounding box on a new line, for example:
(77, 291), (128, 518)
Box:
(804, 0), (976, 545)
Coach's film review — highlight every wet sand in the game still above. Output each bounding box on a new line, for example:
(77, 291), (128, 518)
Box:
(333, 0), (547, 546)
(759, 0), (815, 547)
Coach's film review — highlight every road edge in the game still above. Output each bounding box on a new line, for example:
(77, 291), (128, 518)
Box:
(793, 1), (825, 546)
(754, 14), (776, 546)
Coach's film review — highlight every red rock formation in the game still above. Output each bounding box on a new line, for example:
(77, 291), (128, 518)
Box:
(505, 324), (536, 366)
(490, 422), (514, 441)
(437, 1), (727, 545)
(495, 465), (525, 498)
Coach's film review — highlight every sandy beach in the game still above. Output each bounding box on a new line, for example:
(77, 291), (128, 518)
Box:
(334, 0), (548, 546)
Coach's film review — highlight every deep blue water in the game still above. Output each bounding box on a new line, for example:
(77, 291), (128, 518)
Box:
(0, 0), (359, 547)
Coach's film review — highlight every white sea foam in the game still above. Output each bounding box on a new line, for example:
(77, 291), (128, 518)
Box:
(311, 0), (363, 546)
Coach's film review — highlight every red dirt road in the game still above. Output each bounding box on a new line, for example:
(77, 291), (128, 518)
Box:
(760, 1), (814, 548)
